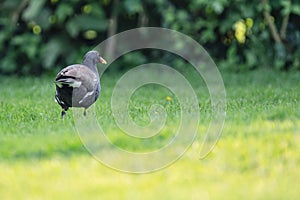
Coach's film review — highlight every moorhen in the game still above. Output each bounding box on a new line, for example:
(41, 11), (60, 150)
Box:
(55, 50), (107, 118)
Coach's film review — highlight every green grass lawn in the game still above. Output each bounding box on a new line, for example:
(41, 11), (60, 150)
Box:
(0, 69), (299, 199)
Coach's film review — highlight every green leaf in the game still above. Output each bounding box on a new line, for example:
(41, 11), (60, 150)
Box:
(291, 5), (300, 15)
(22, 0), (46, 21)
(123, 0), (143, 14)
(41, 38), (63, 69)
(211, 1), (224, 14)
(200, 29), (216, 43)
(0, 53), (17, 73)
(56, 3), (73, 22)
(245, 50), (257, 67)
(275, 43), (286, 59)
(36, 9), (51, 30)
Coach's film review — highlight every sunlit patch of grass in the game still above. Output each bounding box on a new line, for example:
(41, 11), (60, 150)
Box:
(0, 131), (299, 200)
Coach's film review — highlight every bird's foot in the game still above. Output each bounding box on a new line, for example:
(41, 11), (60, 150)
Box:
(61, 110), (66, 119)
(83, 109), (87, 116)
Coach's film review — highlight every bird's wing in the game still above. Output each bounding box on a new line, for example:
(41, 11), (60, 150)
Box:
(55, 64), (98, 91)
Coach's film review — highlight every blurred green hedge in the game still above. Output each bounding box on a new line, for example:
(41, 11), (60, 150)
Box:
(0, 0), (300, 75)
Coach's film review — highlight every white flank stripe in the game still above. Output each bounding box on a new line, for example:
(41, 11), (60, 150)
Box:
(79, 91), (94, 104)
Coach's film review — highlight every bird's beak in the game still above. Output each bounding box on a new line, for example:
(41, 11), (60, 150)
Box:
(100, 57), (107, 64)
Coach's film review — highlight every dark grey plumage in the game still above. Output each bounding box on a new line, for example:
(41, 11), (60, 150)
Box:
(55, 50), (106, 118)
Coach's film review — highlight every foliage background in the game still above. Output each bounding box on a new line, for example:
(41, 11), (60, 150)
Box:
(0, 0), (300, 75)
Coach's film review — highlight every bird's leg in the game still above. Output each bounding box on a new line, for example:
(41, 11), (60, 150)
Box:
(83, 108), (87, 116)
(61, 109), (66, 119)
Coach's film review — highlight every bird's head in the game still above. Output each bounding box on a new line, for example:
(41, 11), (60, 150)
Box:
(83, 50), (107, 66)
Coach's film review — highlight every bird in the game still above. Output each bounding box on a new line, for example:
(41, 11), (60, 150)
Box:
(55, 50), (107, 118)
